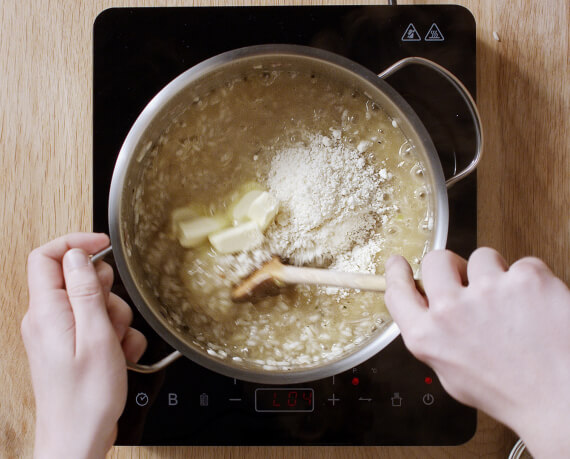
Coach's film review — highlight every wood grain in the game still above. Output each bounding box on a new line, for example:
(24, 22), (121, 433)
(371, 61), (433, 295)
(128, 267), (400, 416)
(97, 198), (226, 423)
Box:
(1, 0), (568, 457)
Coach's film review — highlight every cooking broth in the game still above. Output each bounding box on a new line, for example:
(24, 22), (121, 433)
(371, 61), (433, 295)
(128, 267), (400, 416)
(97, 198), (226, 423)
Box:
(133, 68), (433, 371)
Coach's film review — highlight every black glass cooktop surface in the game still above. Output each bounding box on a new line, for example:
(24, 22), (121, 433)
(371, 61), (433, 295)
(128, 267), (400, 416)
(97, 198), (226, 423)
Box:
(94, 5), (478, 446)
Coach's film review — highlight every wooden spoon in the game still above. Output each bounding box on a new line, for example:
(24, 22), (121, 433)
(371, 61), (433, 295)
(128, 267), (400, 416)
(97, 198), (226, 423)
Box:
(231, 256), (424, 302)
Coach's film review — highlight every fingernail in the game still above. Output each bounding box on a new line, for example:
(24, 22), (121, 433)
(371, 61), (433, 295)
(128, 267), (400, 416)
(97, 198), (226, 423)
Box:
(64, 249), (89, 270)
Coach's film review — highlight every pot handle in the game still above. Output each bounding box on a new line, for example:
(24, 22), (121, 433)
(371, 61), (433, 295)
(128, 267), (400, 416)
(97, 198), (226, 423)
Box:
(91, 245), (184, 373)
(126, 350), (183, 374)
(378, 57), (483, 188)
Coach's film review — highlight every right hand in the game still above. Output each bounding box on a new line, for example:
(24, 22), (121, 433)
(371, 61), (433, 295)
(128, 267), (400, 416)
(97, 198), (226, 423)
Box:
(384, 247), (570, 458)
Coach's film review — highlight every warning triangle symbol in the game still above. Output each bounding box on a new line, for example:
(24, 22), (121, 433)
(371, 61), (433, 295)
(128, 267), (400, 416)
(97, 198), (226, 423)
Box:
(402, 23), (421, 42)
(425, 23), (444, 41)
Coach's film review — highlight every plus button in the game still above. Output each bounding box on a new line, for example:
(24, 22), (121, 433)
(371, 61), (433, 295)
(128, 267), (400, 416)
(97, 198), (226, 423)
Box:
(328, 393), (340, 406)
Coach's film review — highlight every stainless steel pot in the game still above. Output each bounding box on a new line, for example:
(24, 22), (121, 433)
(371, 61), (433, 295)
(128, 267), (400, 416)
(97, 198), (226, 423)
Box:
(94, 45), (482, 383)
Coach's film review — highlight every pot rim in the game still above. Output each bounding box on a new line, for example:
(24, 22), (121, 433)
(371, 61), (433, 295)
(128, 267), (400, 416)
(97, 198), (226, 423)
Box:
(108, 44), (448, 383)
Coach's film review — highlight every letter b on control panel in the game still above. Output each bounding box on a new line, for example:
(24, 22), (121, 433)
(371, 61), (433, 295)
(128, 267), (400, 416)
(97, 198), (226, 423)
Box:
(168, 393), (178, 406)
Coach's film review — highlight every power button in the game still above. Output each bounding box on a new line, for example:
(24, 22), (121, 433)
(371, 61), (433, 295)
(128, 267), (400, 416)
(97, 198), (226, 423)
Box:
(422, 393), (435, 406)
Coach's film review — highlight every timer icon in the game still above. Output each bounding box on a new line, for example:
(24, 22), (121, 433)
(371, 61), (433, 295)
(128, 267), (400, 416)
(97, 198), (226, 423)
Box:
(135, 392), (149, 407)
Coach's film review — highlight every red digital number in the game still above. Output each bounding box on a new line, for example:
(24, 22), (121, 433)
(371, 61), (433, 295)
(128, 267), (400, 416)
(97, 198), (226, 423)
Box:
(272, 392), (280, 407)
(302, 390), (312, 405)
(288, 391), (298, 407)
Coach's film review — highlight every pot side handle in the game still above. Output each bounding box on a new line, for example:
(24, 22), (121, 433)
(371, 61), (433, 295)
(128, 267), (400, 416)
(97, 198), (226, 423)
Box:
(91, 245), (184, 373)
(126, 350), (183, 374)
(378, 57), (483, 188)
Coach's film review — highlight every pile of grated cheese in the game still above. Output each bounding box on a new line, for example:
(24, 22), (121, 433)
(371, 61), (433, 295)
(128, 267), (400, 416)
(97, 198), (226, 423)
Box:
(262, 133), (397, 274)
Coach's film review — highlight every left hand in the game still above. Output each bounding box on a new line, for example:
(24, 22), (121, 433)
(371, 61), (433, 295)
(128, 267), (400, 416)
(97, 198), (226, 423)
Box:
(22, 233), (147, 459)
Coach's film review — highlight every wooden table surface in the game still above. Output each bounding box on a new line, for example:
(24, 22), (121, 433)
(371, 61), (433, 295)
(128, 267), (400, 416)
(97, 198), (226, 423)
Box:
(1, 0), (568, 457)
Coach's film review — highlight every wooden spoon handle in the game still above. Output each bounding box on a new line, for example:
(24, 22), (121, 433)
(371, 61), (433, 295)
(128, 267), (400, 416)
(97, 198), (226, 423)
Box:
(279, 265), (386, 291)
(278, 264), (424, 294)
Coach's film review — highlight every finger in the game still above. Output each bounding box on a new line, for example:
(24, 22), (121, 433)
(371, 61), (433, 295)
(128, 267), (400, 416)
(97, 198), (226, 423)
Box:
(421, 250), (467, 297)
(27, 232), (110, 302)
(384, 255), (428, 331)
(107, 293), (133, 342)
(467, 247), (508, 284)
(21, 289), (77, 354)
(122, 328), (147, 363)
(62, 248), (114, 351)
(95, 261), (114, 303)
(509, 256), (553, 276)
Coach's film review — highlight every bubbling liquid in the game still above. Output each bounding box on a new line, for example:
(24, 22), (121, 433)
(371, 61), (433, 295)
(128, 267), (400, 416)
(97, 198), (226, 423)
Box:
(133, 68), (433, 371)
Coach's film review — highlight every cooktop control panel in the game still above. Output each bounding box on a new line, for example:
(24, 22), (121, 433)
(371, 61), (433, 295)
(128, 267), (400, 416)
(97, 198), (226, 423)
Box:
(118, 336), (474, 446)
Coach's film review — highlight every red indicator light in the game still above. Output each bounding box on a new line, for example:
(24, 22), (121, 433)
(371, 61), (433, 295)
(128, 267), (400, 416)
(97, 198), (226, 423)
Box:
(425, 376), (433, 385)
(351, 377), (360, 386)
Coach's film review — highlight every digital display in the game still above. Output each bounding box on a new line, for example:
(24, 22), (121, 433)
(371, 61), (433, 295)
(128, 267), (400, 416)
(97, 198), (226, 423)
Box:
(255, 388), (314, 412)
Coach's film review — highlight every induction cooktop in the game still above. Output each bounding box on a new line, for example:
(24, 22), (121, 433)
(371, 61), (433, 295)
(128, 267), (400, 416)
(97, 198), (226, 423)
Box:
(93, 4), (478, 446)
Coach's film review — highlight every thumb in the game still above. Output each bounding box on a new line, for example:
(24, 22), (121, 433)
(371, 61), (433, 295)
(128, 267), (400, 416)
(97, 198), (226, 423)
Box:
(63, 248), (114, 354)
(384, 255), (427, 332)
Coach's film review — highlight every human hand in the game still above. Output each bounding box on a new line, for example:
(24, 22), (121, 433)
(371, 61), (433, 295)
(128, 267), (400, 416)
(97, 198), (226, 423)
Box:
(385, 248), (570, 458)
(21, 233), (147, 459)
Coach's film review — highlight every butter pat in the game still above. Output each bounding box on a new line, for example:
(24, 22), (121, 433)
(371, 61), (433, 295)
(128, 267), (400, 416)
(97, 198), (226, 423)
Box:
(171, 204), (204, 234)
(247, 191), (279, 231)
(177, 216), (227, 248)
(231, 189), (265, 223)
(208, 220), (264, 254)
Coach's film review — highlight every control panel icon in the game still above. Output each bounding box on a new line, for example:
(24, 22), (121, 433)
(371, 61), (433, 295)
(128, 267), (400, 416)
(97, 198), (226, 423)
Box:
(423, 393), (435, 406)
(391, 392), (402, 407)
(199, 393), (209, 407)
(135, 392), (149, 407)
(327, 393), (340, 407)
(168, 393), (178, 406)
